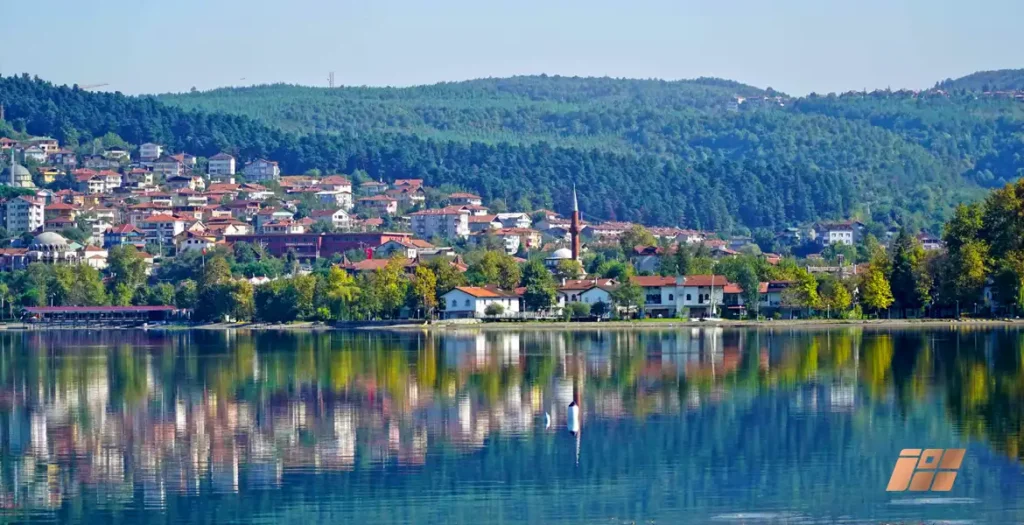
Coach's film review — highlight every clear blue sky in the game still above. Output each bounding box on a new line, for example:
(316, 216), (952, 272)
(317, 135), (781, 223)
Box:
(1, 0), (1020, 95)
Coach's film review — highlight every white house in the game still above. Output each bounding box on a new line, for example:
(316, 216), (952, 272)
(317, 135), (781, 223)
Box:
(309, 209), (352, 230)
(22, 146), (47, 163)
(495, 212), (532, 229)
(140, 214), (188, 245)
(441, 286), (521, 319)
(815, 221), (863, 246)
(410, 206), (470, 240)
(208, 153), (236, 176)
(317, 190), (354, 210)
(5, 196), (44, 234)
(243, 159), (280, 182)
(139, 143), (163, 162)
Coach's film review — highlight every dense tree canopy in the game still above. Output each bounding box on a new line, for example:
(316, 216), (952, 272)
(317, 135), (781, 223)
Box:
(6, 73), (1024, 231)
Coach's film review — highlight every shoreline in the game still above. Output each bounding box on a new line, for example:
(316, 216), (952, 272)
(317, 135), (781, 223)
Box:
(3, 318), (1023, 333)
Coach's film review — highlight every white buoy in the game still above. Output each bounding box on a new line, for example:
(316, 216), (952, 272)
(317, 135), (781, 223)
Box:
(567, 400), (580, 435)
(544, 412), (551, 429)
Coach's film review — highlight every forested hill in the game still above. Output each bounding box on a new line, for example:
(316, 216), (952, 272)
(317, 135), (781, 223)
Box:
(3, 73), (1024, 232)
(935, 69), (1024, 91)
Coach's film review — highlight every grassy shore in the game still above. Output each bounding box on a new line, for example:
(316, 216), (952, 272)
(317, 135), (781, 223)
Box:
(3, 318), (1022, 333)
(360, 317), (1024, 332)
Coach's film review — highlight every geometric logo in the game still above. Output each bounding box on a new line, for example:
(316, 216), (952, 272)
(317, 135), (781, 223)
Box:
(886, 448), (966, 492)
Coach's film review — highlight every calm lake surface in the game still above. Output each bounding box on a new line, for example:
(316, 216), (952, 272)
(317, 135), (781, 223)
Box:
(0, 327), (1021, 524)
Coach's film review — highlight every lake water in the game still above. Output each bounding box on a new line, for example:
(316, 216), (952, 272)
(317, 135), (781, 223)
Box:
(0, 327), (1021, 524)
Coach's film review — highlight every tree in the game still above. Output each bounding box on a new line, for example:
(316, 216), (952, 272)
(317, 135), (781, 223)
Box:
(484, 302), (505, 317)
(564, 301), (591, 321)
(324, 267), (360, 320)
(611, 279), (643, 318)
(674, 244), (692, 275)
(176, 279), (198, 310)
(818, 275), (852, 315)
(889, 229), (932, 314)
(413, 265), (438, 318)
(619, 225), (657, 254)
(861, 251), (894, 315)
(554, 259), (584, 281)
(375, 257), (409, 318)
(146, 283), (176, 306)
(591, 300), (609, 318)
(468, 250), (520, 290)
(734, 263), (761, 313)
(519, 259), (557, 312)
(200, 256), (232, 289)
(782, 268), (820, 312)
(108, 245), (148, 306)
(424, 258), (466, 303)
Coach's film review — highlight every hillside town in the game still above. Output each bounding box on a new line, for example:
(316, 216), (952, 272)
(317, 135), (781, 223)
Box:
(0, 134), (964, 322)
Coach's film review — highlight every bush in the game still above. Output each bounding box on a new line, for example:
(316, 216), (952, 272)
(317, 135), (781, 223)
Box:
(564, 302), (591, 321)
(591, 301), (609, 318)
(484, 302), (505, 317)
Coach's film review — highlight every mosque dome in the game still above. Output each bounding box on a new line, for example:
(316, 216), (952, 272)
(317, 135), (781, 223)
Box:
(31, 232), (69, 252)
(550, 247), (573, 260)
(4, 163), (35, 189)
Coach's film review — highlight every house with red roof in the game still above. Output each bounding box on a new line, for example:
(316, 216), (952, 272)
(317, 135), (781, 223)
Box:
(440, 286), (521, 319)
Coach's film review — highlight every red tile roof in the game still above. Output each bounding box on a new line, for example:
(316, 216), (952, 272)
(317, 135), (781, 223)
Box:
(681, 275), (732, 287)
(631, 276), (676, 287)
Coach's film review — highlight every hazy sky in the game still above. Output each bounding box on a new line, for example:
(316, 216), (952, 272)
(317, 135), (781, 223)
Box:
(0, 0), (1019, 95)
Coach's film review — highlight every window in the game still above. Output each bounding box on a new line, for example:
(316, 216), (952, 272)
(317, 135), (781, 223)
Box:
(686, 294), (691, 301)
(465, 299), (470, 307)
(669, 294), (674, 301)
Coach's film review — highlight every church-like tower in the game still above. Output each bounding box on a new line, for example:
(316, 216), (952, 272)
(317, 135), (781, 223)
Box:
(570, 185), (581, 261)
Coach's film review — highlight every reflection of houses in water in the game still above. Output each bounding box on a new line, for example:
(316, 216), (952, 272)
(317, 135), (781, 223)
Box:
(442, 332), (522, 370)
(0, 328), (876, 513)
(792, 382), (858, 413)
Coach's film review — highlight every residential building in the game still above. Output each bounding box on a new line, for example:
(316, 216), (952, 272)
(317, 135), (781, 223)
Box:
(317, 190), (354, 210)
(319, 175), (352, 193)
(140, 214), (189, 245)
(22, 146), (46, 163)
(104, 147), (129, 161)
(5, 196), (44, 234)
(152, 156), (184, 178)
(495, 213), (532, 229)
(448, 192), (483, 206)
(262, 219), (306, 234)
(139, 143), (163, 162)
(358, 195), (398, 216)
(815, 221), (863, 246)
(208, 153), (236, 176)
(386, 185), (426, 207)
(373, 238), (434, 259)
(243, 159), (280, 182)
(410, 206), (470, 240)
(255, 208), (294, 231)
(440, 287), (521, 319)
(176, 231), (218, 253)
(223, 232), (413, 260)
(309, 209), (352, 230)
(468, 214), (502, 233)
(359, 180), (388, 195)
(25, 137), (59, 154)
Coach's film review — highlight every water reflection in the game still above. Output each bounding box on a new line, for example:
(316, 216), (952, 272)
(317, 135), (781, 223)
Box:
(0, 327), (1020, 523)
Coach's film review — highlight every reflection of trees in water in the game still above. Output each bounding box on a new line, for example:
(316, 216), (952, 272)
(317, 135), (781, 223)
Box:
(0, 328), (1022, 518)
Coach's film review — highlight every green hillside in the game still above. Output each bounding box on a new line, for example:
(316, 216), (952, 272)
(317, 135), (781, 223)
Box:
(3, 72), (1024, 232)
(936, 69), (1024, 91)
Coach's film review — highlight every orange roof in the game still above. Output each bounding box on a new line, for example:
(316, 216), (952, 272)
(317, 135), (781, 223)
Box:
(681, 275), (732, 287)
(452, 286), (502, 298)
(631, 276), (676, 287)
(143, 214), (182, 222)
